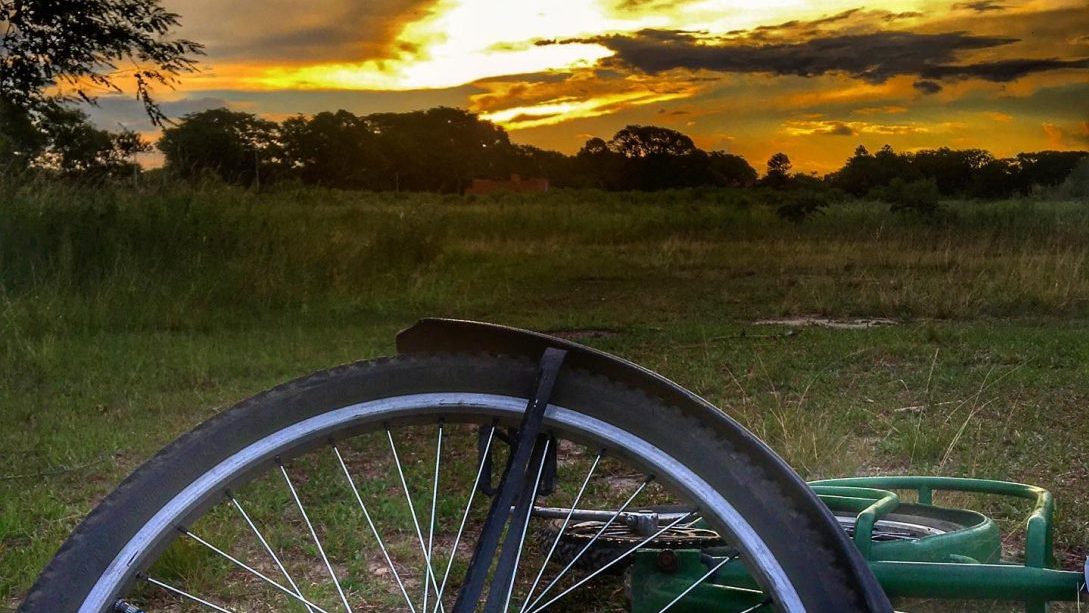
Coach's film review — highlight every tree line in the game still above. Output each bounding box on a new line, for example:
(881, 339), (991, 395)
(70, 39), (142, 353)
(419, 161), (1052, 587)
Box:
(0, 102), (149, 180)
(153, 107), (761, 192)
(153, 106), (1087, 200)
(2, 103), (1086, 203)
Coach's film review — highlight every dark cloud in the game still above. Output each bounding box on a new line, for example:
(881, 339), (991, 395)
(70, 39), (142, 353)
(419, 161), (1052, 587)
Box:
(822, 122), (857, 136)
(913, 80), (944, 94)
(505, 112), (563, 124)
(212, 25), (377, 61)
(574, 29), (1088, 86)
(586, 29), (1017, 83)
(953, 1), (1007, 12)
(949, 82), (1089, 117)
(883, 11), (923, 22)
(921, 58), (1089, 82)
(474, 71), (572, 85)
(614, 0), (678, 12)
(164, 0), (433, 63)
(83, 86), (485, 132)
(750, 8), (861, 33)
(740, 9), (863, 42)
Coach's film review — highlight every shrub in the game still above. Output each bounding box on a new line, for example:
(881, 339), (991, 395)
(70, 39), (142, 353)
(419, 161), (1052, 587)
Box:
(774, 189), (832, 223)
(871, 178), (941, 215)
(1053, 157), (1089, 201)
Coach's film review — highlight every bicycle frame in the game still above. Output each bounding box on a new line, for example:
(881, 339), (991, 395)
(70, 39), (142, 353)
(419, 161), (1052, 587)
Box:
(630, 476), (1088, 613)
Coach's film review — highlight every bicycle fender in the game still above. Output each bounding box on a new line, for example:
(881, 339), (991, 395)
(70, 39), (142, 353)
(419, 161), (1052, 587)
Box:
(396, 317), (892, 613)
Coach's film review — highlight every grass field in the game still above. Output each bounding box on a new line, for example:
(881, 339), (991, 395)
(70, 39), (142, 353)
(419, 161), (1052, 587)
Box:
(2, 182), (1088, 609)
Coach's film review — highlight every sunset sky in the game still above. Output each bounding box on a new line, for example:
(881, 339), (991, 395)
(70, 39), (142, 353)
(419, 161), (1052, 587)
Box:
(88, 0), (1088, 172)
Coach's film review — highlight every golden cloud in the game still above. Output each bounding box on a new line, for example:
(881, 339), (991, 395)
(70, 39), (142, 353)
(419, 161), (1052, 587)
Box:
(480, 90), (693, 130)
(782, 119), (931, 137)
(470, 69), (703, 129)
(852, 105), (910, 115)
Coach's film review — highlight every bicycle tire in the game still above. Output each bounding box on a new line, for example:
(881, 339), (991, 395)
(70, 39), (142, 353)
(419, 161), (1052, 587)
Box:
(20, 353), (885, 612)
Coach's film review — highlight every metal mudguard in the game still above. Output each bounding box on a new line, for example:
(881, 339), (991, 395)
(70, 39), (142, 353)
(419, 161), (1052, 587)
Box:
(396, 318), (892, 612)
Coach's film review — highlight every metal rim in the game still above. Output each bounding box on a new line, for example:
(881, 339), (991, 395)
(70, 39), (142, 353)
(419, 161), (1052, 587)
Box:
(80, 393), (805, 612)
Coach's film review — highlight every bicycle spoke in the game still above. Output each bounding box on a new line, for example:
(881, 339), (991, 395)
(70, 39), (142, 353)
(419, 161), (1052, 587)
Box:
(737, 598), (774, 612)
(433, 425), (496, 611)
(523, 477), (651, 611)
(177, 528), (330, 613)
(280, 463), (353, 613)
(680, 516), (703, 529)
(519, 451), (602, 613)
(423, 422), (443, 613)
(332, 444), (417, 613)
(387, 429), (444, 610)
(143, 575), (236, 612)
(228, 493), (315, 613)
(657, 554), (740, 613)
(528, 510), (697, 612)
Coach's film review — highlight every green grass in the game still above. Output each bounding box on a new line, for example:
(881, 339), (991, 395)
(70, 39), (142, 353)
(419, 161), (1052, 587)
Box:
(2, 182), (1088, 609)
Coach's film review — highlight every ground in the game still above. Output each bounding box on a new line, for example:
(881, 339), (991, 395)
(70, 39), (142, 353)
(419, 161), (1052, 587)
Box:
(1, 185), (1087, 609)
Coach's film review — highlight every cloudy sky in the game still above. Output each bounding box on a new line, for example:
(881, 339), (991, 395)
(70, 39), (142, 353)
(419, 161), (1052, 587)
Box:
(90, 0), (1088, 171)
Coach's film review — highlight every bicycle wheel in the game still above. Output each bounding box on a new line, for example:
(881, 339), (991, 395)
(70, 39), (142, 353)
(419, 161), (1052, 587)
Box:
(20, 353), (882, 612)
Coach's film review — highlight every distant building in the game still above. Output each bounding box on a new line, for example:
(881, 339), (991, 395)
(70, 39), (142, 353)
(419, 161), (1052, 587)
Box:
(465, 174), (549, 195)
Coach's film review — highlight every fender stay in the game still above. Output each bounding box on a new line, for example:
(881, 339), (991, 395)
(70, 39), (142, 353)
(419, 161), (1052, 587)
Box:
(396, 317), (891, 612)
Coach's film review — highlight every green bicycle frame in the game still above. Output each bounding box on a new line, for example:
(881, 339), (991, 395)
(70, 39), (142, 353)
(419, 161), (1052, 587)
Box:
(630, 477), (1087, 613)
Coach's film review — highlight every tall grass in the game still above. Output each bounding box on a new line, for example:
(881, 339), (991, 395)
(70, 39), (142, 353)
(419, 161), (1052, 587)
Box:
(4, 182), (1089, 604)
(2, 181), (1087, 337)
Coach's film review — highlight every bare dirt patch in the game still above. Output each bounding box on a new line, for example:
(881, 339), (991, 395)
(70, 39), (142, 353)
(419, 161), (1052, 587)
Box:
(753, 316), (898, 330)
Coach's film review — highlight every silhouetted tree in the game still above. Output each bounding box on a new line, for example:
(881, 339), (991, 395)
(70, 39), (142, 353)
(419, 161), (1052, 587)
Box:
(1056, 157), (1089, 199)
(38, 106), (149, 179)
(0, 103), (147, 179)
(280, 110), (389, 189)
(0, 101), (45, 172)
(608, 125), (698, 158)
(1013, 151), (1089, 193)
(912, 148), (994, 195)
(830, 144), (917, 195)
(605, 125), (711, 190)
(707, 151), (757, 187)
(967, 158), (1017, 199)
(368, 107), (511, 192)
(0, 0), (200, 181)
(506, 144), (570, 182)
(828, 146), (876, 195)
(149, 104), (1088, 199)
(762, 152), (793, 187)
(0, 0), (202, 124)
(580, 137), (609, 156)
(158, 108), (279, 185)
(572, 136), (623, 189)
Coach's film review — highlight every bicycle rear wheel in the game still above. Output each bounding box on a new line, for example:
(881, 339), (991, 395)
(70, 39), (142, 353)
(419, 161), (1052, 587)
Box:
(20, 353), (883, 612)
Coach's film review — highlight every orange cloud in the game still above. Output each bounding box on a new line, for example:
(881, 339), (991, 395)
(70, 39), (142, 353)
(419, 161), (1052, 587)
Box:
(852, 105), (910, 115)
(1043, 122), (1065, 147)
(469, 69), (703, 129)
(88, 0), (1089, 173)
(782, 119), (930, 137)
(479, 90), (692, 129)
(1042, 121), (1089, 148)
